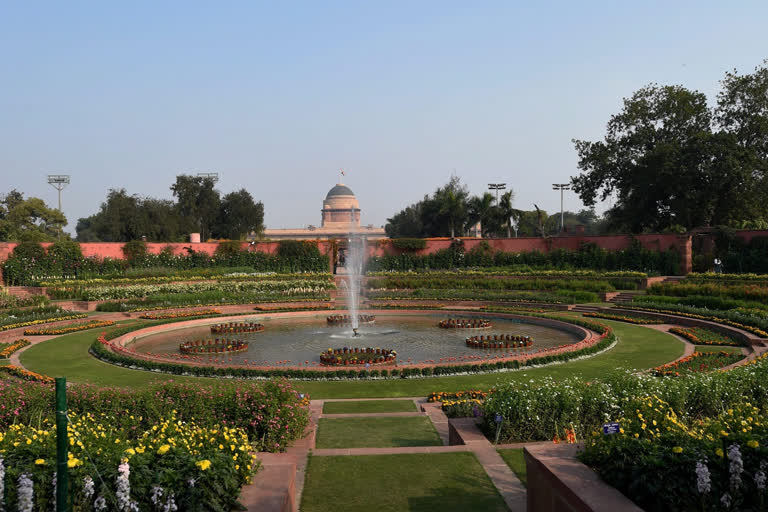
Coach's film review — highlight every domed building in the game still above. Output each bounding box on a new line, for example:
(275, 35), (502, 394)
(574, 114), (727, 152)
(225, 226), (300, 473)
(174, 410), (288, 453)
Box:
(263, 181), (386, 240)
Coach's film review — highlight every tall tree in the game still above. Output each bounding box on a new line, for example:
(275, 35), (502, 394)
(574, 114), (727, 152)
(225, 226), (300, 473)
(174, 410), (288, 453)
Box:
(467, 192), (495, 237)
(214, 189), (264, 239)
(572, 84), (715, 232)
(433, 176), (469, 238)
(385, 201), (425, 238)
(171, 175), (221, 241)
(0, 190), (67, 241)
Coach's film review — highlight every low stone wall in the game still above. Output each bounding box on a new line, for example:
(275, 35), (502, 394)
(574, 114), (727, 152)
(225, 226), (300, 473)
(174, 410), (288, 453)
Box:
(524, 444), (643, 512)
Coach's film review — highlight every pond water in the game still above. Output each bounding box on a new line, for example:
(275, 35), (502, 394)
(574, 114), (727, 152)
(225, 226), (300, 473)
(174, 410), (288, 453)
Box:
(130, 313), (582, 365)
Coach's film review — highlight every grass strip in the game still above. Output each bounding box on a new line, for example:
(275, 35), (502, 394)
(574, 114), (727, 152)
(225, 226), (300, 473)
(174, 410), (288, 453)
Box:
(323, 400), (417, 414)
(315, 416), (442, 448)
(301, 453), (508, 512)
(498, 448), (527, 487)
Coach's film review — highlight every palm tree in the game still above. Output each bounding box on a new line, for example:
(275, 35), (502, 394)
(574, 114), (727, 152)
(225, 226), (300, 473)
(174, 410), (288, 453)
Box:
(467, 192), (495, 237)
(434, 176), (469, 238)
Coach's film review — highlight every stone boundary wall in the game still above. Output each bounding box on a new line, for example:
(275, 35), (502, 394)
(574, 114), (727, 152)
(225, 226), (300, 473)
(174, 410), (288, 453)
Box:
(524, 444), (643, 512)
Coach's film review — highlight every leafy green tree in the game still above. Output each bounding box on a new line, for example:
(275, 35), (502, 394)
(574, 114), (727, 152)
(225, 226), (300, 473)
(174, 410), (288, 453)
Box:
(467, 192), (495, 237)
(385, 202), (425, 238)
(433, 176), (469, 238)
(572, 84), (714, 232)
(171, 175), (221, 241)
(0, 190), (67, 241)
(213, 189), (264, 240)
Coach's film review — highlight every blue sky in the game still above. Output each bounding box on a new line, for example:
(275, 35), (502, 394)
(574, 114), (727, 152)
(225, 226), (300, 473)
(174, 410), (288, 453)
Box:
(1, 1), (766, 234)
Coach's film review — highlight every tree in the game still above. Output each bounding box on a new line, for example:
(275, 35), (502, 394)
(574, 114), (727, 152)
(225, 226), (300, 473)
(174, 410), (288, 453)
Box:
(214, 189), (264, 239)
(467, 192), (495, 237)
(171, 175), (221, 241)
(433, 176), (469, 238)
(385, 202), (425, 238)
(572, 84), (715, 232)
(0, 190), (67, 241)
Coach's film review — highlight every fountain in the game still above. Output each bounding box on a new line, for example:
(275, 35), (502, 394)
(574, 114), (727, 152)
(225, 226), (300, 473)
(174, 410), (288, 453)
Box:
(343, 208), (365, 333)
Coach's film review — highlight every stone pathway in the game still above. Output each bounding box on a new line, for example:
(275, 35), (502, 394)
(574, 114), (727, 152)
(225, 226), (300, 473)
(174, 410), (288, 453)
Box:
(242, 397), (531, 512)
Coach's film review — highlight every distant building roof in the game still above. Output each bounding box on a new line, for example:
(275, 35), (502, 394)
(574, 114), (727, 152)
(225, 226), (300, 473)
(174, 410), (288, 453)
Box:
(325, 184), (355, 199)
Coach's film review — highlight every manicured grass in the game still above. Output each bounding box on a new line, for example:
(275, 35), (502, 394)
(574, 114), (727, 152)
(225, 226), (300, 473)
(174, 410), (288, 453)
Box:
(323, 400), (417, 414)
(498, 449), (527, 486)
(19, 321), (196, 388)
(0, 359), (9, 366)
(316, 417), (442, 448)
(301, 453), (508, 512)
(694, 345), (745, 355)
(295, 319), (685, 398)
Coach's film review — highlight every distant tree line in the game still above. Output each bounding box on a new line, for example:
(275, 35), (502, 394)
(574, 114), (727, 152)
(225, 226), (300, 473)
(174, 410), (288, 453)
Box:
(385, 176), (605, 238)
(76, 175), (264, 242)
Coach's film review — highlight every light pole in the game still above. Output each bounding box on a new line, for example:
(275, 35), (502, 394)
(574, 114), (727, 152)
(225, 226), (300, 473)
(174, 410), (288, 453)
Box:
(488, 183), (506, 204)
(552, 183), (571, 233)
(197, 172), (219, 184)
(47, 175), (70, 239)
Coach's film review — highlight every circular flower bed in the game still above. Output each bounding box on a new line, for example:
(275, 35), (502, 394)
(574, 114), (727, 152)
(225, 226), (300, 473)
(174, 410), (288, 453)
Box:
(210, 322), (264, 334)
(319, 347), (396, 366)
(465, 334), (533, 349)
(326, 314), (376, 325)
(179, 338), (249, 354)
(438, 318), (492, 329)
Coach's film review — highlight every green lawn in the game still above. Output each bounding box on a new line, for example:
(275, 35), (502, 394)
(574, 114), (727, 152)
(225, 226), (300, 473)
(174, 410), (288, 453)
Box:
(19, 317), (685, 397)
(301, 453), (509, 512)
(694, 345), (745, 355)
(316, 417), (443, 448)
(498, 449), (527, 486)
(323, 400), (417, 414)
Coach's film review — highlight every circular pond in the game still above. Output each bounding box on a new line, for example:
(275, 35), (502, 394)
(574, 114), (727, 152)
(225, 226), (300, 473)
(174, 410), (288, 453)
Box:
(129, 313), (582, 366)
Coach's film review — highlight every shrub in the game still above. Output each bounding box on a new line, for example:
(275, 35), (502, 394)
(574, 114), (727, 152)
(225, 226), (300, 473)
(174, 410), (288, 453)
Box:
(122, 239), (148, 263)
(390, 238), (427, 250)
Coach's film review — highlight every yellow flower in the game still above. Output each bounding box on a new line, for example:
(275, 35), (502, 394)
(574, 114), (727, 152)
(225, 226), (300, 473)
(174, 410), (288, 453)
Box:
(748, 440), (759, 448)
(157, 444), (171, 455)
(716, 448), (724, 458)
(619, 428), (624, 434)
(672, 446), (683, 454)
(720, 430), (729, 437)
(125, 448), (136, 456)
(67, 458), (81, 468)
(35, 459), (46, 465)
(195, 459), (212, 471)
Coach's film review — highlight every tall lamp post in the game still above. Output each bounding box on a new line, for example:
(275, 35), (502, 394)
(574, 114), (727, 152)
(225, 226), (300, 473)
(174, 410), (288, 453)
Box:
(197, 172), (219, 184)
(552, 183), (571, 233)
(47, 175), (70, 240)
(488, 183), (506, 204)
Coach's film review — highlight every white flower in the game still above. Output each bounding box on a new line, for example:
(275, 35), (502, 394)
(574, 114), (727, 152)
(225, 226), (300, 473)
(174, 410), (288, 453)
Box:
(116, 459), (139, 512)
(755, 470), (767, 491)
(695, 460), (711, 494)
(0, 457), (5, 512)
(17, 473), (34, 512)
(728, 444), (744, 490)
(94, 495), (107, 511)
(83, 475), (95, 502)
(721, 492), (732, 509)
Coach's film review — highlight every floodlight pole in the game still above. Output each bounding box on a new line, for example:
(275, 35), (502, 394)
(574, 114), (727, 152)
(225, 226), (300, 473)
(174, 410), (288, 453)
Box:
(196, 172), (219, 184)
(488, 183), (506, 204)
(47, 175), (70, 239)
(552, 183), (571, 232)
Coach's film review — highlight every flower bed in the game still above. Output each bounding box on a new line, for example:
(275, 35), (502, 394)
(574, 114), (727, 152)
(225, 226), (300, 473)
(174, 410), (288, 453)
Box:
(465, 334), (533, 349)
(0, 339), (30, 358)
(138, 309), (222, 320)
(0, 313), (88, 332)
(438, 318), (492, 329)
(668, 326), (742, 346)
(580, 396), (768, 511)
(210, 322), (264, 334)
(326, 314), (376, 325)
(0, 364), (53, 383)
(652, 351), (744, 376)
(0, 411), (257, 511)
(23, 319), (115, 335)
(583, 311), (665, 324)
(627, 303), (768, 337)
(179, 338), (249, 354)
(319, 347), (397, 366)
(427, 390), (491, 403)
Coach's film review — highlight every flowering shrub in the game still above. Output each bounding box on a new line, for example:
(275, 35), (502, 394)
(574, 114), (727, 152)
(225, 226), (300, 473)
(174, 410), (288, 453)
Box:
(669, 326), (742, 346)
(23, 319), (115, 335)
(0, 339), (30, 358)
(580, 396), (768, 511)
(427, 390), (491, 403)
(440, 398), (485, 418)
(0, 411), (257, 511)
(0, 365), (54, 383)
(628, 303), (768, 337)
(582, 312), (664, 324)
(652, 351), (744, 376)
(0, 313), (88, 332)
(138, 309), (222, 320)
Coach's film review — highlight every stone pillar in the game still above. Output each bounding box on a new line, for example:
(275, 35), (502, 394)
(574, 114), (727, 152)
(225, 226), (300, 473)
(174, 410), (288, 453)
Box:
(676, 235), (692, 275)
(190, 233), (201, 243)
